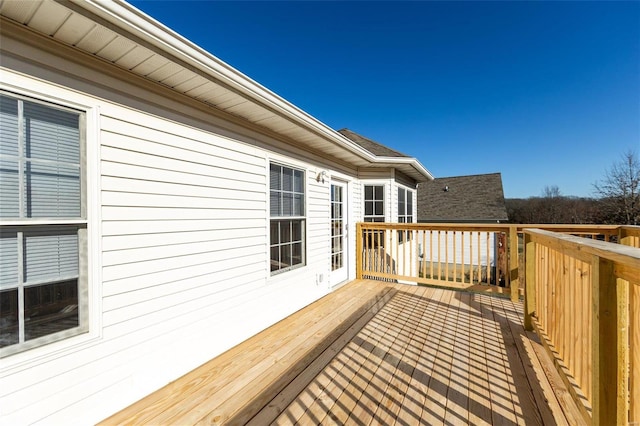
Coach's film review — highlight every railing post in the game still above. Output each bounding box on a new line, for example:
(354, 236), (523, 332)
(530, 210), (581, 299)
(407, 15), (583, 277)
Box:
(631, 281), (640, 424)
(509, 226), (519, 302)
(618, 225), (640, 248)
(356, 222), (363, 280)
(618, 226), (629, 246)
(524, 232), (536, 331)
(616, 277), (630, 426)
(591, 256), (629, 425)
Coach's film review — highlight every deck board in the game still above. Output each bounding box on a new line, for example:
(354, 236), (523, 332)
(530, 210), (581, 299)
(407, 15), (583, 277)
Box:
(100, 279), (585, 425)
(467, 292), (493, 426)
(393, 286), (439, 425)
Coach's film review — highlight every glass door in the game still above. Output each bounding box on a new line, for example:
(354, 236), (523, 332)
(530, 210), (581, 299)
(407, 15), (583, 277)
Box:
(330, 181), (348, 285)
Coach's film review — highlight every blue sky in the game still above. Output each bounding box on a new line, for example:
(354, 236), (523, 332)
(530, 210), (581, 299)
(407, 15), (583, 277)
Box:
(130, 1), (639, 198)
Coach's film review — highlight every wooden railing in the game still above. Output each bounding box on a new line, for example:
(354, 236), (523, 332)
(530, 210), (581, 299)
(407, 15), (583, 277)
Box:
(619, 224), (640, 248)
(355, 222), (640, 425)
(355, 223), (634, 300)
(356, 222), (512, 291)
(523, 228), (640, 425)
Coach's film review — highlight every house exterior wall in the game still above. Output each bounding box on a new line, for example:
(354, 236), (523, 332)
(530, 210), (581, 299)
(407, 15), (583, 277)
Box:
(358, 167), (418, 223)
(358, 168), (419, 284)
(0, 33), (362, 425)
(420, 231), (497, 270)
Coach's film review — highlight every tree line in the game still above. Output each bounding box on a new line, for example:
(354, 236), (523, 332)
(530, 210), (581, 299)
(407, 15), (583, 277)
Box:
(506, 150), (640, 225)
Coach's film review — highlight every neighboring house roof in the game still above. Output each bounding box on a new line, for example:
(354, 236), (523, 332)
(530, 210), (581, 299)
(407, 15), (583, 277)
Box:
(337, 129), (409, 158)
(0, 0), (433, 182)
(417, 173), (509, 222)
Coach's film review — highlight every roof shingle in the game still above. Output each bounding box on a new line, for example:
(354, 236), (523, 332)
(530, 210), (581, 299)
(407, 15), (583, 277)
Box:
(417, 173), (509, 222)
(337, 128), (409, 158)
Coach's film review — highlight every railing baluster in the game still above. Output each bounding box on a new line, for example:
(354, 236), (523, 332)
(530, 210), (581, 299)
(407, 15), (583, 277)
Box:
(524, 233), (536, 331)
(486, 232), (490, 285)
(429, 229), (434, 281)
(404, 228), (408, 276)
(631, 282), (640, 423)
(445, 230), (449, 283)
(421, 229), (427, 280)
(584, 257), (593, 405)
(409, 229), (414, 277)
(461, 231), (466, 284)
(509, 227), (519, 301)
(592, 257), (628, 425)
(453, 230), (457, 283)
(469, 231), (474, 285)
(568, 255), (576, 387)
(437, 230), (442, 281)
(476, 231), (482, 284)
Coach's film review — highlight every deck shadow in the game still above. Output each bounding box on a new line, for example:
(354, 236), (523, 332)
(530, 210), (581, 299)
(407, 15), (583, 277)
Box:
(228, 287), (399, 425)
(240, 286), (561, 425)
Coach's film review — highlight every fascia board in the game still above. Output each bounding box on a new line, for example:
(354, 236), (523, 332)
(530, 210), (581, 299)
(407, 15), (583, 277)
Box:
(68, 0), (434, 181)
(71, 0), (377, 161)
(373, 157), (435, 181)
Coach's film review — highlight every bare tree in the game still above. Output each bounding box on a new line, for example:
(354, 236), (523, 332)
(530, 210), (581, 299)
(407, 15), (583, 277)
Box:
(541, 185), (562, 223)
(542, 185), (561, 198)
(593, 150), (640, 225)
(506, 196), (601, 224)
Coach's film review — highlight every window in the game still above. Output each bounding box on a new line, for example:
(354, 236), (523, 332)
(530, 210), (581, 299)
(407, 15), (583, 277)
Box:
(0, 93), (87, 356)
(330, 183), (345, 272)
(270, 163), (305, 273)
(363, 184), (385, 248)
(398, 187), (414, 242)
(398, 187), (413, 223)
(363, 185), (385, 222)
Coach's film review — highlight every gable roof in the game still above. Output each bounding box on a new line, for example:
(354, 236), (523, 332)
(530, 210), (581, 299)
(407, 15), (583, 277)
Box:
(0, 0), (433, 182)
(417, 173), (509, 222)
(337, 129), (409, 158)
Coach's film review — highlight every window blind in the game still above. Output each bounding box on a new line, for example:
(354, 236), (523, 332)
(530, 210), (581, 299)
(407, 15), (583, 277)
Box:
(0, 232), (18, 291)
(0, 160), (19, 218)
(0, 96), (18, 157)
(0, 95), (81, 219)
(24, 228), (79, 285)
(270, 164), (304, 217)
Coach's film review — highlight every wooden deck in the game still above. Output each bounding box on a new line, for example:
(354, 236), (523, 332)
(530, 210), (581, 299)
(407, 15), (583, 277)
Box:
(100, 280), (583, 425)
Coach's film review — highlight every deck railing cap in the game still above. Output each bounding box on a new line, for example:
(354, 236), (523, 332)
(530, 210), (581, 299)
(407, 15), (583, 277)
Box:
(524, 227), (640, 268)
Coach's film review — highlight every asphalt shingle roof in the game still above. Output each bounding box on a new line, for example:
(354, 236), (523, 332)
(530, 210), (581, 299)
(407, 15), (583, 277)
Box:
(417, 173), (509, 222)
(337, 128), (409, 158)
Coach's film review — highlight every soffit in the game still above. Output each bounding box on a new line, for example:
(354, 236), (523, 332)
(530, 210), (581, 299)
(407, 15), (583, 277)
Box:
(0, 0), (433, 182)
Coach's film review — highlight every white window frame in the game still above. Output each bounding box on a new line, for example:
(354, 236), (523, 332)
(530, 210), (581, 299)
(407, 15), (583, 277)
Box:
(269, 162), (306, 274)
(397, 186), (414, 243)
(0, 91), (88, 358)
(398, 187), (414, 224)
(363, 184), (385, 222)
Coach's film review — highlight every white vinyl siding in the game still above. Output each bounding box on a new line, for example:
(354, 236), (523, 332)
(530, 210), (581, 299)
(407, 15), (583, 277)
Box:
(99, 111), (267, 314)
(0, 92), (87, 356)
(357, 168), (393, 180)
(0, 53), (359, 426)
